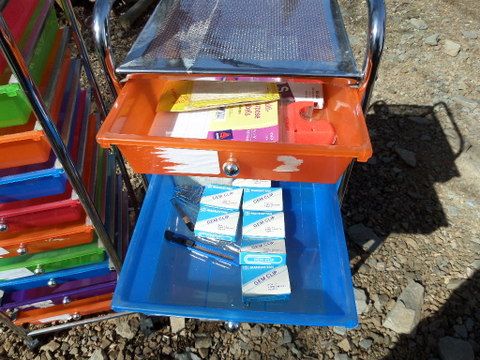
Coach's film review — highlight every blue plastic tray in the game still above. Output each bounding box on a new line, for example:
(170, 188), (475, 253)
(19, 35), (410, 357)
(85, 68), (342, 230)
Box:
(0, 261), (111, 292)
(113, 175), (357, 327)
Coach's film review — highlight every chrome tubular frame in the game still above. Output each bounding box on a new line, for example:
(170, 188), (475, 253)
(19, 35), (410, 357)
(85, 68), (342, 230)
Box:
(60, 0), (141, 213)
(93, 0), (121, 96)
(0, 14), (122, 272)
(0, 1), (133, 342)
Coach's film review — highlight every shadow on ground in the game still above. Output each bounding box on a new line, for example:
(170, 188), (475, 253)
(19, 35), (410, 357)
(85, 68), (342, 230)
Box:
(384, 268), (480, 359)
(343, 101), (464, 273)
(342, 101), (477, 359)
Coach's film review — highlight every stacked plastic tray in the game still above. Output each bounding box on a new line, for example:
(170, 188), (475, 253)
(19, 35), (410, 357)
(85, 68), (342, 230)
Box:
(0, 0), (126, 326)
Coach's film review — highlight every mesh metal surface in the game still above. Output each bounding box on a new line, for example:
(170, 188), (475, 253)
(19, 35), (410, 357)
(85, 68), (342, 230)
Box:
(118, 0), (359, 77)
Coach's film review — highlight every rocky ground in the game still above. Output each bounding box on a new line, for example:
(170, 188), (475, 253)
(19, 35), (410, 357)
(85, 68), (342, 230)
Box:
(1, 0), (479, 359)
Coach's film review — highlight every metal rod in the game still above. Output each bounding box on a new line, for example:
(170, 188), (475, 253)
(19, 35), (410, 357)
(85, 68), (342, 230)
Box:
(93, 0), (121, 96)
(0, 312), (32, 342)
(359, 0), (386, 112)
(60, 0), (141, 212)
(27, 312), (132, 337)
(0, 14), (122, 272)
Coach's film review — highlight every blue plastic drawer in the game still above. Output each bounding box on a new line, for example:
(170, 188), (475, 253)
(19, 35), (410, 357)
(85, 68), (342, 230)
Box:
(0, 169), (66, 203)
(112, 175), (357, 327)
(0, 261), (111, 292)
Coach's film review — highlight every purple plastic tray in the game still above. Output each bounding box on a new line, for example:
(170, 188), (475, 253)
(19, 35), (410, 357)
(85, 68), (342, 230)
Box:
(0, 272), (116, 311)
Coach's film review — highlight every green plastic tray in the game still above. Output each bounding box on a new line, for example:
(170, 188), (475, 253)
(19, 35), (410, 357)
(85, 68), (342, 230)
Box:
(0, 244), (105, 281)
(0, 8), (59, 129)
(0, 84), (32, 128)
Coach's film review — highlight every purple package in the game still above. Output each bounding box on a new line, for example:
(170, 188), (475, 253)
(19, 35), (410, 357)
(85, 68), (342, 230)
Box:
(208, 125), (279, 143)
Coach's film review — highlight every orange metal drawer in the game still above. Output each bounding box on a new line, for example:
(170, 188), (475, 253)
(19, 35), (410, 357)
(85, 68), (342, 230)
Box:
(0, 224), (94, 258)
(0, 29), (70, 170)
(13, 293), (112, 325)
(97, 75), (372, 183)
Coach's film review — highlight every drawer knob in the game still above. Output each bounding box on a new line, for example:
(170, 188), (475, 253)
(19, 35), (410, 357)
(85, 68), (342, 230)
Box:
(223, 160), (240, 177)
(0, 223), (7, 232)
(47, 278), (57, 287)
(34, 265), (44, 275)
(16, 246), (27, 255)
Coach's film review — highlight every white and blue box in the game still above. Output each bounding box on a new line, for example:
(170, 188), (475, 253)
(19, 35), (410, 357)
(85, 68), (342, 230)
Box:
(241, 264), (291, 302)
(240, 238), (286, 265)
(194, 206), (240, 242)
(199, 184), (243, 210)
(242, 210), (285, 239)
(242, 187), (283, 211)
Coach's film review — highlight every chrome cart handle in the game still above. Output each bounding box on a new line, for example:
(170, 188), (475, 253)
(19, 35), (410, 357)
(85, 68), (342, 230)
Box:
(93, 0), (121, 97)
(360, 0), (386, 112)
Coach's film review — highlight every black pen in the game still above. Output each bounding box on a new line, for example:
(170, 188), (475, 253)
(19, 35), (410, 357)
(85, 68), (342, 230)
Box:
(164, 231), (235, 263)
(171, 199), (195, 232)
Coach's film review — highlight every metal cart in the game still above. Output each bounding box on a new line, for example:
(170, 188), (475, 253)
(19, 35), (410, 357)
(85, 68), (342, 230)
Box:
(92, 0), (386, 328)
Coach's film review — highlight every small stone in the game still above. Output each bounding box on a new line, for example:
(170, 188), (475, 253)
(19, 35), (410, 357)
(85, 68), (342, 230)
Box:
(359, 339), (373, 350)
(250, 351), (261, 360)
(170, 317), (185, 333)
(443, 40), (461, 57)
(354, 287), (368, 315)
(337, 339), (351, 352)
(462, 30), (478, 39)
(347, 224), (382, 252)
(453, 96), (480, 109)
(41, 341), (61, 353)
(251, 325), (262, 337)
(282, 329), (293, 344)
(195, 336), (212, 349)
(438, 336), (474, 360)
(465, 318), (475, 331)
(198, 348), (209, 359)
(447, 278), (465, 290)
(424, 34), (440, 46)
(115, 319), (136, 340)
(409, 18), (428, 30)
(395, 147), (417, 167)
(89, 349), (107, 360)
(383, 281), (424, 334)
(454, 324), (468, 339)
(334, 354), (351, 360)
(333, 326), (347, 336)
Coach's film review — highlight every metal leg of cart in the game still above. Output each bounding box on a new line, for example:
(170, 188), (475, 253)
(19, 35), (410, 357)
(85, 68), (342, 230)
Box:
(0, 0), (139, 343)
(338, 0), (386, 204)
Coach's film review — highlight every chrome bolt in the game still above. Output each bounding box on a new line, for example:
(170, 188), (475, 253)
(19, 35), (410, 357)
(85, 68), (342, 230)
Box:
(34, 265), (44, 275)
(62, 296), (71, 305)
(223, 160), (240, 177)
(47, 278), (57, 287)
(0, 223), (8, 232)
(72, 313), (81, 320)
(16, 246), (27, 255)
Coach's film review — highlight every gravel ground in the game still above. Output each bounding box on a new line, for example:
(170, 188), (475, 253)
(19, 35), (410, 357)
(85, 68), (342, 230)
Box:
(1, 1), (479, 359)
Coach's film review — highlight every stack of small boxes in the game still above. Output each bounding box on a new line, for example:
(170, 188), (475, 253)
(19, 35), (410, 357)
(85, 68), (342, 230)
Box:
(194, 180), (291, 302)
(240, 184), (291, 302)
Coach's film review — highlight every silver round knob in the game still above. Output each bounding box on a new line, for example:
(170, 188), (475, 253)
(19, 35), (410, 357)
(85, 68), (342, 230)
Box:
(0, 223), (8, 232)
(72, 313), (81, 320)
(47, 278), (57, 287)
(222, 160), (240, 177)
(62, 296), (71, 305)
(34, 265), (44, 275)
(16, 246), (27, 255)
(225, 321), (240, 332)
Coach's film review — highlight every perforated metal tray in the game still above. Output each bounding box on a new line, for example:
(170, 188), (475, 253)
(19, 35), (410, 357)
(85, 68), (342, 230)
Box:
(117, 0), (360, 78)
